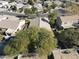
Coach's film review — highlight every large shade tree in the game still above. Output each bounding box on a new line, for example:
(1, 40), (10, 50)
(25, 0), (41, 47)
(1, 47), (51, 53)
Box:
(49, 12), (57, 27)
(59, 29), (79, 48)
(24, 7), (37, 15)
(36, 28), (57, 55)
(4, 27), (57, 56)
(4, 30), (30, 55)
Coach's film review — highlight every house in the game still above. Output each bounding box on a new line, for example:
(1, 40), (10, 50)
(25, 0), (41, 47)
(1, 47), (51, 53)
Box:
(56, 15), (79, 28)
(0, 15), (25, 36)
(29, 17), (52, 31)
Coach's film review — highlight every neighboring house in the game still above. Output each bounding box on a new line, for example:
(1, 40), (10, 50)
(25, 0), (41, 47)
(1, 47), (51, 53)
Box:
(0, 15), (25, 35)
(29, 17), (52, 31)
(56, 15), (79, 28)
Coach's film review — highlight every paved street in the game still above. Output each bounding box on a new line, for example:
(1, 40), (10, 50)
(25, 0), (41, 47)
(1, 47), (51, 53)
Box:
(0, 11), (27, 17)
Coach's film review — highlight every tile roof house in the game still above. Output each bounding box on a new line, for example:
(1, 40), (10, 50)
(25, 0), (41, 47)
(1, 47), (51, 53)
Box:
(0, 15), (25, 35)
(56, 15), (79, 28)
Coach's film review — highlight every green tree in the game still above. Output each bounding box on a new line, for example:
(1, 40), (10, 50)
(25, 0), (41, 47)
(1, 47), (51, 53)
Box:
(59, 29), (79, 48)
(24, 8), (33, 14)
(4, 27), (57, 56)
(49, 13), (57, 27)
(4, 30), (30, 55)
(27, 27), (57, 55)
(24, 7), (37, 15)
(36, 28), (57, 55)
(51, 3), (57, 9)
(31, 7), (37, 14)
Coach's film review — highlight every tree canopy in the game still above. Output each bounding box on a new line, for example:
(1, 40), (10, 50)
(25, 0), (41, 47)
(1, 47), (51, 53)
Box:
(50, 3), (57, 9)
(59, 29), (79, 48)
(4, 30), (30, 55)
(24, 7), (37, 15)
(36, 28), (57, 55)
(49, 12), (57, 27)
(4, 27), (57, 56)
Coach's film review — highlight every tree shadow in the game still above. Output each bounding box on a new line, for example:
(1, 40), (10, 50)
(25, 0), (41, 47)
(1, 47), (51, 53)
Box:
(48, 53), (54, 59)
(53, 30), (73, 49)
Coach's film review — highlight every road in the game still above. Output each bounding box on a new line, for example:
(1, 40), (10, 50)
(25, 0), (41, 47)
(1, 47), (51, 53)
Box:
(0, 11), (27, 17)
